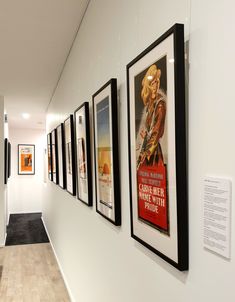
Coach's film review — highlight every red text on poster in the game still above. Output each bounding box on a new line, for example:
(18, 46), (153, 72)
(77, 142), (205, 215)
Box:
(137, 164), (168, 232)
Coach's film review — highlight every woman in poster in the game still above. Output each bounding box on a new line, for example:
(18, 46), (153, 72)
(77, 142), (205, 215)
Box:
(137, 64), (166, 168)
(136, 63), (169, 233)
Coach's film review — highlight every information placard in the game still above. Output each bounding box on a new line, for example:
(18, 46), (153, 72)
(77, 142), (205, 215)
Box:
(203, 177), (231, 259)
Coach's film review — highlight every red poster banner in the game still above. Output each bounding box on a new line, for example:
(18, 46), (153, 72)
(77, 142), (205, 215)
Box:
(137, 164), (169, 233)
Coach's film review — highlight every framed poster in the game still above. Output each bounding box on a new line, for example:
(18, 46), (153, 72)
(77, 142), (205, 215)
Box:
(47, 133), (53, 181)
(74, 102), (92, 206)
(56, 123), (66, 189)
(4, 138), (8, 184)
(93, 79), (121, 225)
(18, 144), (35, 175)
(64, 115), (76, 196)
(8, 141), (11, 178)
(52, 129), (59, 184)
(127, 24), (188, 270)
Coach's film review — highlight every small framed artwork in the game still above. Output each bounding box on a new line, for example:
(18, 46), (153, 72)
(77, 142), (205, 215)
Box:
(127, 24), (188, 270)
(64, 115), (76, 196)
(56, 123), (66, 189)
(52, 129), (59, 184)
(93, 79), (121, 225)
(47, 133), (53, 181)
(74, 102), (92, 206)
(4, 138), (8, 184)
(8, 141), (11, 178)
(18, 144), (35, 175)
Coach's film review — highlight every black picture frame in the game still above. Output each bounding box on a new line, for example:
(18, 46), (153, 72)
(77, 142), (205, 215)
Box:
(52, 129), (59, 184)
(92, 78), (121, 226)
(126, 24), (188, 270)
(47, 133), (53, 181)
(8, 142), (11, 178)
(56, 123), (66, 189)
(18, 144), (35, 175)
(4, 138), (8, 184)
(64, 115), (76, 196)
(74, 102), (92, 206)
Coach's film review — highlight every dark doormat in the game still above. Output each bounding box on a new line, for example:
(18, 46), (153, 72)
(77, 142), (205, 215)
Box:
(5, 213), (49, 246)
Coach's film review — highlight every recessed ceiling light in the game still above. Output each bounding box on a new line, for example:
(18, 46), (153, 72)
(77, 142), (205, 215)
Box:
(22, 113), (30, 119)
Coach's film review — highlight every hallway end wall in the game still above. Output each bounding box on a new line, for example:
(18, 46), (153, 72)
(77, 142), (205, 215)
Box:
(8, 128), (46, 215)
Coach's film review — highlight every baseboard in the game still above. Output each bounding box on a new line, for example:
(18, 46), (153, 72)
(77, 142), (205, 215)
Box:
(0, 232), (7, 247)
(4, 231), (7, 246)
(41, 217), (75, 302)
(9, 211), (42, 214)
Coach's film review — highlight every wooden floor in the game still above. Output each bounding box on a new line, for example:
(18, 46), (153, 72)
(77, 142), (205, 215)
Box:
(0, 243), (70, 301)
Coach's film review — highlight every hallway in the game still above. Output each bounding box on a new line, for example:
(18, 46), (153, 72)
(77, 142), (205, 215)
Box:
(0, 243), (70, 301)
(1, 0), (235, 301)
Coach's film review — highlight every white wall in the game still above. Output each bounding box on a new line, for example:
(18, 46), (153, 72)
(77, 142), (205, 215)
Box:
(43, 0), (235, 301)
(8, 128), (46, 214)
(0, 96), (7, 246)
(188, 1), (235, 300)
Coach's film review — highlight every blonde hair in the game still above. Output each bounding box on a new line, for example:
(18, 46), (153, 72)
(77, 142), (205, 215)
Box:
(141, 64), (161, 105)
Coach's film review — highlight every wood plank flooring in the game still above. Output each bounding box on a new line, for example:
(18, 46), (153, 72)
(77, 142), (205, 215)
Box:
(0, 243), (70, 301)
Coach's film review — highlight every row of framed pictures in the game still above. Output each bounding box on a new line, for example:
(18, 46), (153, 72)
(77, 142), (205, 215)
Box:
(47, 23), (188, 271)
(47, 78), (121, 225)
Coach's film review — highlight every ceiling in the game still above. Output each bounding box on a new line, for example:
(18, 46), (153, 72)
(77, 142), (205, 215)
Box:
(0, 0), (90, 130)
